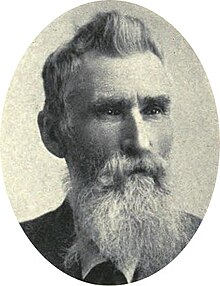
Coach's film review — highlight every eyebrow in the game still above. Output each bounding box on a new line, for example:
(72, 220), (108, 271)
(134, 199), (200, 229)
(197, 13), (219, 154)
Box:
(89, 94), (171, 110)
(141, 95), (171, 106)
(89, 96), (132, 110)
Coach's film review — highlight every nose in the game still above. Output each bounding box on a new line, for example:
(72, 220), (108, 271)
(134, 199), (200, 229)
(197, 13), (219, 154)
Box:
(121, 108), (151, 156)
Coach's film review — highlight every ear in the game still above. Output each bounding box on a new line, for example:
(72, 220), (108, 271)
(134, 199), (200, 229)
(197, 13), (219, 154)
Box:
(38, 111), (66, 158)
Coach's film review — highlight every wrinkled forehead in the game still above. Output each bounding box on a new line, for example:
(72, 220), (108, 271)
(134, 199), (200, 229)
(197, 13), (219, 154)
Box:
(65, 52), (173, 103)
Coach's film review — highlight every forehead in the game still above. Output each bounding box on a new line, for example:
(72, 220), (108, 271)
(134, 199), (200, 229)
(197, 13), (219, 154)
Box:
(66, 52), (172, 103)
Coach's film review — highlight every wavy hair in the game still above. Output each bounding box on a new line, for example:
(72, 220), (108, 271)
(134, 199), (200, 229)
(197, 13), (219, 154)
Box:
(42, 11), (162, 120)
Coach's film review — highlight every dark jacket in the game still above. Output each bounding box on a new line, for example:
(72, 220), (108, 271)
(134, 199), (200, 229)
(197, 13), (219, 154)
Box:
(20, 200), (201, 285)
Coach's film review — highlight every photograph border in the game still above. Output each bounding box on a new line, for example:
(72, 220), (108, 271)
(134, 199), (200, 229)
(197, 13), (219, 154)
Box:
(0, 1), (219, 285)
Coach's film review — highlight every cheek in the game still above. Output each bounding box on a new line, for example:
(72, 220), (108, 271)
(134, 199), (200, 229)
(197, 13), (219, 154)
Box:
(78, 120), (121, 159)
(159, 132), (173, 158)
(152, 122), (173, 158)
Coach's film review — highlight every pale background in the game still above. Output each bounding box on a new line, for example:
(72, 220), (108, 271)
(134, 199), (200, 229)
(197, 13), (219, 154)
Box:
(0, 0), (219, 222)
(0, 1), (219, 286)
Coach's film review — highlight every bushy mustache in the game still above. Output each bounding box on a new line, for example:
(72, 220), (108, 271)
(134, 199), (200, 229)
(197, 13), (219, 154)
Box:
(96, 151), (168, 192)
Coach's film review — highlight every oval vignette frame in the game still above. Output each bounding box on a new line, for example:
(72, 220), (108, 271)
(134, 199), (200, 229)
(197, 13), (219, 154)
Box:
(0, 1), (219, 286)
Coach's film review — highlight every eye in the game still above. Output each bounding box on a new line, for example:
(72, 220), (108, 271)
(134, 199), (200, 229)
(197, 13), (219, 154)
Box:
(149, 108), (162, 115)
(96, 106), (122, 117)
(106, 108), (121, 116)
(141, 106), (163, 116)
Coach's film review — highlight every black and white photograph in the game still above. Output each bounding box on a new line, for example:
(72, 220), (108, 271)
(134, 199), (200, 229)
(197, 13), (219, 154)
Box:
(0, 1), (219, 285)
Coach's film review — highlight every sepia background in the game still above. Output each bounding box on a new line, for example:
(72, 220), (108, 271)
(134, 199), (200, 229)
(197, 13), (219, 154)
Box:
(0, 1), (220, 286)
(1, 0), (219, 222)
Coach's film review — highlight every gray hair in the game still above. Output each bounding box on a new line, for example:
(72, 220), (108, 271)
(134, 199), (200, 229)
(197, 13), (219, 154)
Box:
(42, 11), (162, 120)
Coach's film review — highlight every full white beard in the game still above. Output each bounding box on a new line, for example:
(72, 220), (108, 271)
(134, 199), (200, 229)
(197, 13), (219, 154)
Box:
(65, 152), (188, 276)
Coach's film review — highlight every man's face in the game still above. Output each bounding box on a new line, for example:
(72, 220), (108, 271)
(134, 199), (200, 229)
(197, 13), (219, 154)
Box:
(62, 52), (183, 269)
(62, 52), (173, 181)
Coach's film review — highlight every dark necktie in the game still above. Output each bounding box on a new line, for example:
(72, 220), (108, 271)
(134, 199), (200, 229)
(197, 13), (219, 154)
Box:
(84, 261), (128, 285)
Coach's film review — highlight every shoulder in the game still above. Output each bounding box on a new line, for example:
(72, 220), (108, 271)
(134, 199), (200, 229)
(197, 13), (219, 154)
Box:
(20, 200), (74, 267)
(181, 212), (202, 240)
(21, 200), (73, 238)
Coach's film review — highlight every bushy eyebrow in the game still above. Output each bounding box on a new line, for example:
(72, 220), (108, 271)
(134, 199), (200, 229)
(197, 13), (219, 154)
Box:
(89, 96), (132, 110)
(141, 95), (171, 108)
(89, 94), (171, 111)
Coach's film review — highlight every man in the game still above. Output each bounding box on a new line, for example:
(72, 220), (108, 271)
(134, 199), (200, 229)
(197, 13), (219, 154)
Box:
(21, 11), (201, 284)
